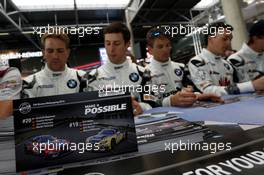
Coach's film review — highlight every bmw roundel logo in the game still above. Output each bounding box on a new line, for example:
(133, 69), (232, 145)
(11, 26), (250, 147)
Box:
(67, 79), (77, 89)
(129, 72), (139, 82)
(174, 68), (182, 76)
(19, 102), (31, 114)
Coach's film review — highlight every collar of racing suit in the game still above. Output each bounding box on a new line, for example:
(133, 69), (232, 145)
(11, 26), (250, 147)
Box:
(43, 64), (69, 79)
(150, 57), (171, 68)
(242, 43), (263, 58)
(201, 48), (223, 63)
(105, 59), (130, 71)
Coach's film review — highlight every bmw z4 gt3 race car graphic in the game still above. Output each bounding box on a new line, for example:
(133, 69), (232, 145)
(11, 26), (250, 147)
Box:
(24, 135), (70, 159)
(86, 128), (127, 151)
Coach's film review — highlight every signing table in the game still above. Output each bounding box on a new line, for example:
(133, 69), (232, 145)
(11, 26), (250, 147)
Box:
(0, 93), (264, 175)
(145, 94), (264, 125)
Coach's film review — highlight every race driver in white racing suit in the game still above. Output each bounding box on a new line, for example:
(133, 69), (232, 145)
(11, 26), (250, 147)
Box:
(85, 22), (158, 115)
(227, 19), (264, 83)
(145, 27), (222, 107)
(22, 31), (86, 98)
(188, 22), (264, 96)
(0, 60), (22, 119)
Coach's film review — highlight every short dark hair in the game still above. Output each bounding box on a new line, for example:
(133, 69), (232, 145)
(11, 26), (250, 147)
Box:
(248, 19), (264, 45)
(103, 22), (131, 43)
(204, 22), (233, 46)
(249, 19), (264, 37)
(146, 27), (171, 47)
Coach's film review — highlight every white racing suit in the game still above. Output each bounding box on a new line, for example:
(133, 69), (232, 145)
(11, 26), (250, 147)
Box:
(0, 66), (21, 100)
(146, 58), (187, 106)
(85, 59), (158, 111)
(227, 43), (264, 82)
(188, 48), (254, 96)
(22, 64), (86, 98)
(0, 66), (22, 129)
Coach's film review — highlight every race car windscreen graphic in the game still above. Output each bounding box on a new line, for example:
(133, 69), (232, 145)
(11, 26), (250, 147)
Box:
(13, 91), (138, 172)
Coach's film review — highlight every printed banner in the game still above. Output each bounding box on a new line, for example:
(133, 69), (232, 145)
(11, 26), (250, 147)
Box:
(13, 91), (138, 172)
